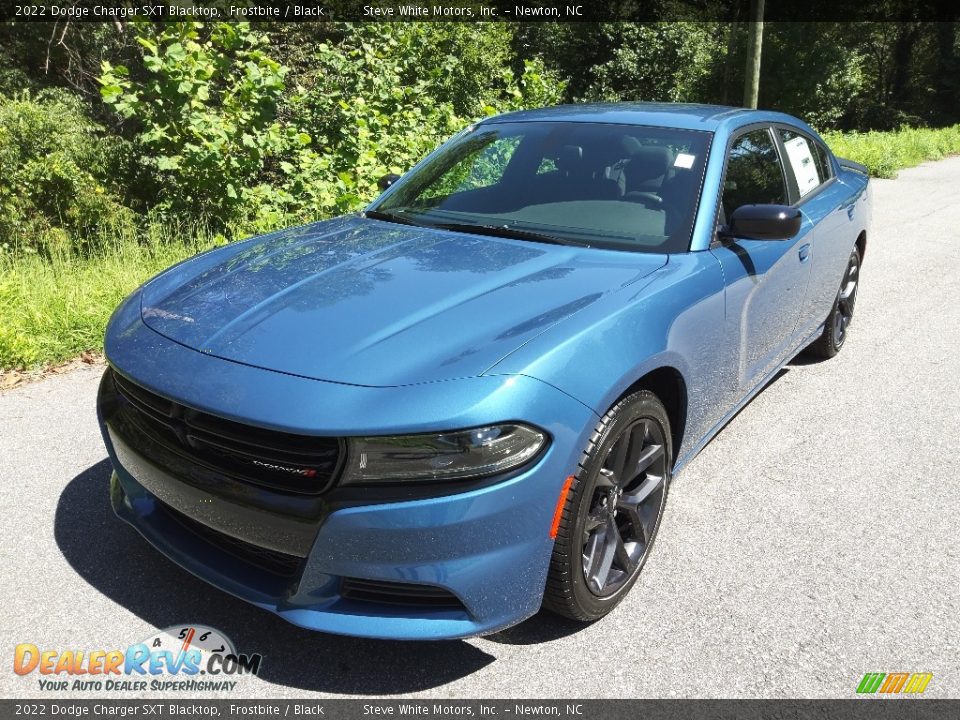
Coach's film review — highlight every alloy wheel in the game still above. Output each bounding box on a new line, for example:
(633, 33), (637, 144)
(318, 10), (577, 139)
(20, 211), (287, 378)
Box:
(834, 252), (860, 346)
(581, 417), (668, 597)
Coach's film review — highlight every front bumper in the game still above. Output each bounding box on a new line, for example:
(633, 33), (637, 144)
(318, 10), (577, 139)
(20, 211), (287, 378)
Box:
(99, 314), (597, 639)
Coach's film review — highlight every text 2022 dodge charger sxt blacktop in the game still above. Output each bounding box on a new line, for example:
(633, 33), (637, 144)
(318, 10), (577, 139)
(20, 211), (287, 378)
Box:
(98, 104), (870, 639)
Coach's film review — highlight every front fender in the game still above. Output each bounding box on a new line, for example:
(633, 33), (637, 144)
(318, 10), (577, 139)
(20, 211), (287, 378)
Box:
(486, 252), (729, 463)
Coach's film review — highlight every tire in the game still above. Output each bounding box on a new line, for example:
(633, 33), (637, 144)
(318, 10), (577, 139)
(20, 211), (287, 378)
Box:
(806, 247), (861, 359)
(543, 390), (671, 621)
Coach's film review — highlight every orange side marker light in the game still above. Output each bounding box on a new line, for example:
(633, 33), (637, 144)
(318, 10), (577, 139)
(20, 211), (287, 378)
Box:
(549, 476), (575, 539)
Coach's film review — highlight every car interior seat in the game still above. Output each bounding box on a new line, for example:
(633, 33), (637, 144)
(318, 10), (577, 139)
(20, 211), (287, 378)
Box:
(623, 145), (674, 206)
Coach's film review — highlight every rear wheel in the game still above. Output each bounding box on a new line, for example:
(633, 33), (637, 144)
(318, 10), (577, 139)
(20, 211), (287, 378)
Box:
(543, 390), (671, 621)
(807, 247), (861, 359)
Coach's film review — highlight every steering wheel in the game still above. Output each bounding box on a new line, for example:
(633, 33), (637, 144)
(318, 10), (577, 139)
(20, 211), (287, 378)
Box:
(624, 192), (664, 209)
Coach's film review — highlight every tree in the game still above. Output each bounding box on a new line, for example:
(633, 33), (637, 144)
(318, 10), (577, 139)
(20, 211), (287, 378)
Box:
(743, 0), (765, 108)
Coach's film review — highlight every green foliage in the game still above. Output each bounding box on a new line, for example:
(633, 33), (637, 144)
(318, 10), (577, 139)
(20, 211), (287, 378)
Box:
(822, 124), (960, 178)
(100, 21), (299, 225)
(272, 24), (464, 219)
(0, 89), (133, 257)
(403, 23), (517, 116)
(246, 24), (562, 223)
(582, 23), (723, 103)
(97, 22), (564, 229)
(761, 24), (868, 130)
(0, 227), (219, 369)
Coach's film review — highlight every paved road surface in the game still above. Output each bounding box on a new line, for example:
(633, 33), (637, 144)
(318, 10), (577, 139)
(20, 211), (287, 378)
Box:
(2, 157), (959, 699)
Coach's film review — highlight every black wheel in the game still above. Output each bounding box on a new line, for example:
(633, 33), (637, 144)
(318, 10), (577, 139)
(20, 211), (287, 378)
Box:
(807, 247), (861, 359)
(543, 390), (671, 621)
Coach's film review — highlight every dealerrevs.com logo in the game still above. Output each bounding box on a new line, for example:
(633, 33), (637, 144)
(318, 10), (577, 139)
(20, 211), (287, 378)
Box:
(857, 672), (933, 695)
(14, 625), (263, 693)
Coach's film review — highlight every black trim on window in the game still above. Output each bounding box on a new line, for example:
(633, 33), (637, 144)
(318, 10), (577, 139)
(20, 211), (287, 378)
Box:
(773, 123), (839, 208)
(710, 123), (790, 248)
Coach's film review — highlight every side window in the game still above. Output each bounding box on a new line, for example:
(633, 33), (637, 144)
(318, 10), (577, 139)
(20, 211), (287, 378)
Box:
(722, 129), (787, 219)
(778, 128), (830, 198)
(813, 142), (834, 181)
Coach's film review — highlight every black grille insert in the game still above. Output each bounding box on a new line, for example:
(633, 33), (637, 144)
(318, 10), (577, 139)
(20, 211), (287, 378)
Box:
(110, 369), (343, 495)
(340, 577), (465, 609)
(162, 500), (304, 579)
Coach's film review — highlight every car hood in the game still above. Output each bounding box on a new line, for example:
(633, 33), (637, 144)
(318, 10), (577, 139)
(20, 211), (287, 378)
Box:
(140, 216), (666, 387)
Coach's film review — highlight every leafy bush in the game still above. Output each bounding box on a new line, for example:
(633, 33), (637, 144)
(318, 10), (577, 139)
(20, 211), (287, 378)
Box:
(762, 23), (868, 130)
(575, 23), (723, 103)
(0, 90), (133, 257)
(100, 22), (305, 227)
(98, 22), (564, 231)
(272, 24), (564, 223)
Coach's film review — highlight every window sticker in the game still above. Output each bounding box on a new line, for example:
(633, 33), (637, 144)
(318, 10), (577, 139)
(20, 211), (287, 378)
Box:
(674, 153), (696, 169)
(783, 135), (820, 197)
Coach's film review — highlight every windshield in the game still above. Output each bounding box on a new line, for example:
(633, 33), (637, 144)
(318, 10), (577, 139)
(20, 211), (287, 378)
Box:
(369, 121), (712, 253)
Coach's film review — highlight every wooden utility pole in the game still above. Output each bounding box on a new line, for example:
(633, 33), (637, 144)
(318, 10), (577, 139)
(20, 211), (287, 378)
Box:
(743, 0), (765, 108)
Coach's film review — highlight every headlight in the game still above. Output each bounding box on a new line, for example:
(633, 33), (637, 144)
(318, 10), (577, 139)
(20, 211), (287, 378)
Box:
(341, 423), (547, 485)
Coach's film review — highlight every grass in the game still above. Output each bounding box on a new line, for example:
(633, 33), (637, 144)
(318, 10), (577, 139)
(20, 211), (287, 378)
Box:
(2, 123), (960, 372)
(822, 124), (960, 178)
(0, 233), (219, 370)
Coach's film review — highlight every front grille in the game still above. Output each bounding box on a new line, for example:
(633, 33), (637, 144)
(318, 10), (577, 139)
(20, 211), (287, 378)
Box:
(110, 369), (343, 495)
(340, 577), (465, 609)
(162, 499), (304, 579)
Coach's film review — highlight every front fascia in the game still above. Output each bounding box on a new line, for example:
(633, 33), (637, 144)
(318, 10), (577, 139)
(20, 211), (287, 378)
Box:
(101, 295), (601, 638)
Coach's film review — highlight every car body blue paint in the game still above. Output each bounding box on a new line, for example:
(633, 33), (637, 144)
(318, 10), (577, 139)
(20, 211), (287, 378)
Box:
(99, 103), (871, 639)
(139, 218), (667, 387)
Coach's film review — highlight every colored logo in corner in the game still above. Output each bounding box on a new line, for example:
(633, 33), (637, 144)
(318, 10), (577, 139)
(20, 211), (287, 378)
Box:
(13, 625), (262, 693)
(857, 672), (933, 695)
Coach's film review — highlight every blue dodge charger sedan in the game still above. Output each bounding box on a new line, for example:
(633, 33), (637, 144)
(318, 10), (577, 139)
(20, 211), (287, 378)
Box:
(98, 103), (869, 639)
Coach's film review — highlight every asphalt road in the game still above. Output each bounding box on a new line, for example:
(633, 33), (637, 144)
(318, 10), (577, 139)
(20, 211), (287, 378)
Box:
(2, 157), (959, 700)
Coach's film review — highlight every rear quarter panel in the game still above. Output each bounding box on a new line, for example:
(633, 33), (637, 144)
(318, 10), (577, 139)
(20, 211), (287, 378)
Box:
(803, 157), (870, 336)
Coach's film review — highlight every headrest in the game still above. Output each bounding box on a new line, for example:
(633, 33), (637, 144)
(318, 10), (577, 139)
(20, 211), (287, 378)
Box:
(631, 145), (673, 176)
(555, 145), (584, 173)
(620, 136), (644, 156)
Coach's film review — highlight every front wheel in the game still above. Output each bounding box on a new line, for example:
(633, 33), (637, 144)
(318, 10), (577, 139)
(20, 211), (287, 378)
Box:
(807, 247), (861, 359)
(543, 390), (671, 621)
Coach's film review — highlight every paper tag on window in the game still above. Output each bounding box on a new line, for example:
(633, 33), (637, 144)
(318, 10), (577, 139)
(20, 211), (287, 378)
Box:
(674, 153), (695, 169)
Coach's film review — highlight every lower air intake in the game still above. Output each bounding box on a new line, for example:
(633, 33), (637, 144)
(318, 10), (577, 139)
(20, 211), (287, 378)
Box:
(340, 577), (465, 609)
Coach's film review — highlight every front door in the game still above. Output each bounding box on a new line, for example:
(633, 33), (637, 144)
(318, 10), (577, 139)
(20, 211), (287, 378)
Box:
(710, 127), (813, 392)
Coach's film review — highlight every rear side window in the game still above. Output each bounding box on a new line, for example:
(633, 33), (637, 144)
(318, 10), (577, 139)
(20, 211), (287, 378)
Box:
(778, 128), (832, 198)
(722, 129), (787, 217)
(812, 141), (834, 181)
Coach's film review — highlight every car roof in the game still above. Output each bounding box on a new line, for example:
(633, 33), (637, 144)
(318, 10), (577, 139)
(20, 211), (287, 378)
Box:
(478, 102), (805, 133)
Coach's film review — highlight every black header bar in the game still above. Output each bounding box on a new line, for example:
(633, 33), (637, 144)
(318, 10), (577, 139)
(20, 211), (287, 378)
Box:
(2, 0), (959, 23)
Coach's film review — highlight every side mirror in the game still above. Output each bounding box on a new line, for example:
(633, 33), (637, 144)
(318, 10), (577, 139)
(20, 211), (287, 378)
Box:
(378, 173), (401, 191)
(722, 204), (801, 241)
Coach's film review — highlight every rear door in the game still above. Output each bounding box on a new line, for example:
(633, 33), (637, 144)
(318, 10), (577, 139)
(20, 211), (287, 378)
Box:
(774, 126), (853, 337)
(710, 126), (814, 393)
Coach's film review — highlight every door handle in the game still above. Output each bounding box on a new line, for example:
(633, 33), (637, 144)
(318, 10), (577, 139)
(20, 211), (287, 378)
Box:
(798, 244), (811, 263)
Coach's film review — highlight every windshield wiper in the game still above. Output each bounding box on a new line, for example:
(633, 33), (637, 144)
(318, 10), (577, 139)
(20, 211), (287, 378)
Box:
(428, 221), (585, 247)
(365, 211), (586, 247)
(362, 209), (428, 227)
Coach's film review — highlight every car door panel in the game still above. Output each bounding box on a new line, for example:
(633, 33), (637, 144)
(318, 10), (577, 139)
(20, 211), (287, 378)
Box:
(711, 126), (812, 395)
(710, 215), (814, 389)
(796, 179), (854, 336)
